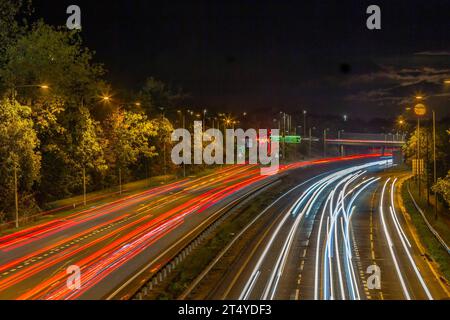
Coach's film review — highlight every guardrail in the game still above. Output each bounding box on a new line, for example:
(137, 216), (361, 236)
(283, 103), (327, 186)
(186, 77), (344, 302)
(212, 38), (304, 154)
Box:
(106, 176), (282, 300)
(407, 183), (450, 255)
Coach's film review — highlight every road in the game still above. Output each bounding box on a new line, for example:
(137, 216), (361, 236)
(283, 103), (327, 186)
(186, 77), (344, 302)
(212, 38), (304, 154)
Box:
(196, 160), (450, 300)
(0, 154), (385, 300)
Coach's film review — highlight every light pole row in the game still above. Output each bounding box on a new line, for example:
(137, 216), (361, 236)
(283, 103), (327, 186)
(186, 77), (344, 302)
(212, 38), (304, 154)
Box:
(408, 80), (450, 219)
(10, 84), (49, 228)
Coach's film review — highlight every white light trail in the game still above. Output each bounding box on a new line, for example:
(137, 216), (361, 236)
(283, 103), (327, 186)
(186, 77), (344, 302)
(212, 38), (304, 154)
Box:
(380, 178), (411, 300)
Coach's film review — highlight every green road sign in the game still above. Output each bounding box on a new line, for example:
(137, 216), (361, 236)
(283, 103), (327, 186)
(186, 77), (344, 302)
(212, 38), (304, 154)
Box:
(271, 135), (281, 142)
(270, 135), (301, 143)
(285, 135), (301, 144)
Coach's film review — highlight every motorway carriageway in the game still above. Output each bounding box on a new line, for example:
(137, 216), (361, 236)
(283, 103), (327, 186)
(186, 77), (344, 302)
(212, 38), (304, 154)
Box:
(0, 154), (389, 300)
(197, 160), (449, 300)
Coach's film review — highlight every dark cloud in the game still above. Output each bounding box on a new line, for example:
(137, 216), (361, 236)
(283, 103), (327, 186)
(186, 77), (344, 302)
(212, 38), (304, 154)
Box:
(414, 51), (450, 56)
(31, 0), (450, 120)
(344, 62), (450, 114)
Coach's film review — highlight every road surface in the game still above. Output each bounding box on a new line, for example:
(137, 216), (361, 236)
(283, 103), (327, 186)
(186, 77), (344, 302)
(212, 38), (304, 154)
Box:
(0, 154), (386, 300)
(197, 161), (449, 300)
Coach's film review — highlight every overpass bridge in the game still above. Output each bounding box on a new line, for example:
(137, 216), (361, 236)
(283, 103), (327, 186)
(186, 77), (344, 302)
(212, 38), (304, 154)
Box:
(299, 132), (405, 159)
(325, 132), (406, 147)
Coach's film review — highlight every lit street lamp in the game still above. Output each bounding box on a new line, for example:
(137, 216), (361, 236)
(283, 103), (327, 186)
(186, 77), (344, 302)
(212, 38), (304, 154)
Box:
(177, 109), (187, 177)
(203, 109), (207, 128)
(10, 84), (49, 228)
(303, 110), (307, 137)
(414, 100), (426, 198)
(323, 128), (329, 157)
(338, 129), (345, 156)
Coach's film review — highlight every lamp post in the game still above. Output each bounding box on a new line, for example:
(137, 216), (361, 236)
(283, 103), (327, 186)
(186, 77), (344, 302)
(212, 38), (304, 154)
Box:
(177, 110), (186, 178)
(414, 101), (426, 198)
(309, 127), (312, 157)
(14, 162), (19, 228)
(203, 109), (207, 128)
(11, 84), (49, 101)
(323, 128), (329, 157)
(338, 130), (345, 156)
(11, 84), (49, 228)
(432, 109), (437, 219)
(303, 110), (307, 137)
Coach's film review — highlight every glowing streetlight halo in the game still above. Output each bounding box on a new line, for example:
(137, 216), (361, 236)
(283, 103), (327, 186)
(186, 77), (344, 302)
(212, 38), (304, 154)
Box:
(414, 103), (426, 116)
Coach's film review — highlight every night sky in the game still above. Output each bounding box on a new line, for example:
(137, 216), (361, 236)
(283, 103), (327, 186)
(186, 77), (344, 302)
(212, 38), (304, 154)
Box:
(33, 0), (450, 119)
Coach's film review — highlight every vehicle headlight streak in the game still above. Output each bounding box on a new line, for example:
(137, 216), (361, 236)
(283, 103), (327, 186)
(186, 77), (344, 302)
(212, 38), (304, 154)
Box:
(323, 173), (357, 300)
(239, 172), (334, 300)
(0, 154), (394, 300)
(261, 170), (344, 300)
(240, 160), (389, 300)
(323, 171), (360, 300)
(262, 166), (375, 300)
(388, 178), (432, 300)
(379, 178), (411, 300)
(322, 171), (380, 300)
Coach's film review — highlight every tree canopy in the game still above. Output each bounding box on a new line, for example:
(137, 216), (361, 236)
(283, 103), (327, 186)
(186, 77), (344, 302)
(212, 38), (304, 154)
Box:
(0, 99), (40, 221)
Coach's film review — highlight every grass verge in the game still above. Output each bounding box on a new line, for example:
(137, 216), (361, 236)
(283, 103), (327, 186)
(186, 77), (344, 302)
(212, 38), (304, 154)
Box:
(0, 166), (225, 235)
(401, 179), (450, 282)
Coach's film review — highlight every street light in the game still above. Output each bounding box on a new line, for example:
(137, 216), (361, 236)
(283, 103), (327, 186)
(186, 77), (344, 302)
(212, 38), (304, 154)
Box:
(11, 84), (50, 100)
(444, 80), (450, 84)
(15, 84), (49, 89)
(10, 83), (49, 228)
(323, 128), (329, 157)
(303, 110), (307, 138)
(397, 118), (406, 138)
(203, 109), (207, 128)
(414, 99), (427, 198)
(338, 129), (345, 156)
(177, 109), (187, 177)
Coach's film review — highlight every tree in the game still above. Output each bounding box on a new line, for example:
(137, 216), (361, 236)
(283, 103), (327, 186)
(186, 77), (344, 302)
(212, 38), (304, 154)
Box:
(0, 21), (105, 107)
(432, 129), (450, 207)
(0, 0), (30, 68)
(103, 110), (158, 189)
(403, 126), (447, 165)
(0, 20), (111, 202)
(147, 116), (175, 175)
(433, 175), (450, 207)
(0, 99), (40, 222)
(72, 107), (107, 200)
(138, 77), (186, 118)
(72, 107), (107, 172)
